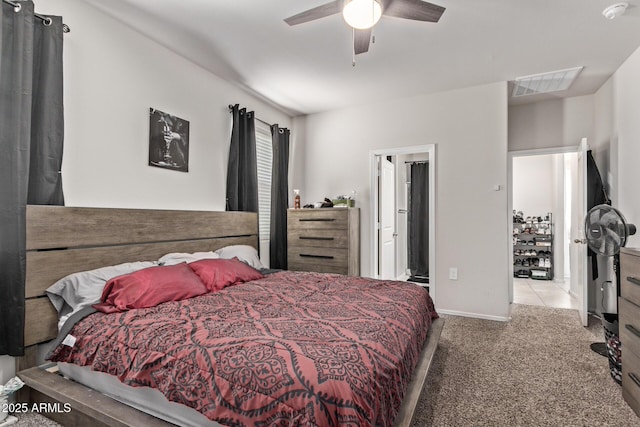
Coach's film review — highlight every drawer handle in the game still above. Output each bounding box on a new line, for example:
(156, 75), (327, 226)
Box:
(299, 218), (335, 222)
(300, 254), (335, 260)
(299, 236), (335, 241)
(625, 323), (640, 339)
(627, 276), (640, 286)
(630, 373), (640, 389)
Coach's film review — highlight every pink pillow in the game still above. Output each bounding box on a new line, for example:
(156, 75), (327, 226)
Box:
(188, 258), (264, 291)
(93, 263), (208, 313)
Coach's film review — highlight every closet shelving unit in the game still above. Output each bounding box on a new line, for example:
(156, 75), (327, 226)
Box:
(513, 212), (553, 280)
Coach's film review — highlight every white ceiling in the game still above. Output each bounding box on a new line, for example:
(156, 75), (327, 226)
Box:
(84, 0), (640, 116)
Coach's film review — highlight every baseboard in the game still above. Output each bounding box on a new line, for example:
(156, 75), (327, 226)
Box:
(437, 309), (510, 322)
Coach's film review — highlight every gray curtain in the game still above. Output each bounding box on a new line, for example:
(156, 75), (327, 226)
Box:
(408, 162), (429, 278)
(0, 0), (65, 356)
(226, 104), (258, 212)
(269, 125), (289, 269)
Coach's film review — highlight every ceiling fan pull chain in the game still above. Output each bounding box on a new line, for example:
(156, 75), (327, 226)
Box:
(352, 27), (356, 67)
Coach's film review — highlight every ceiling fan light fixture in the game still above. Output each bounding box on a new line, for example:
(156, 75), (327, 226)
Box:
(343, 0), (383, 29)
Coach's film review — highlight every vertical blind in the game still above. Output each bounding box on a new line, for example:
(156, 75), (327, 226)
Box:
(255, 120), (273, 242)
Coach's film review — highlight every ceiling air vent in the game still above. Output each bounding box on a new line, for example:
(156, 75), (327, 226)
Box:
(512, 66), (584, 97)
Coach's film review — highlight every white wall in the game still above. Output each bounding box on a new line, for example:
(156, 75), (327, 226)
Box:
(508, 96), (595, 152)
(512, 155), (555, 216)
(299, 82), (510, 320)
(42, 0), (292, 211)
(611, 46), (640, 248)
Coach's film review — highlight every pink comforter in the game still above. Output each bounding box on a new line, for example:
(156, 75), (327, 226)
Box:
(49, 271), (438, 426)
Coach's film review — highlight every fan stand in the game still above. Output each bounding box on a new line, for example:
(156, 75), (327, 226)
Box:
(589, 253), (621, 358)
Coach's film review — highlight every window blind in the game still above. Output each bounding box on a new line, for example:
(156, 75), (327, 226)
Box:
(255, 121), (273, 242)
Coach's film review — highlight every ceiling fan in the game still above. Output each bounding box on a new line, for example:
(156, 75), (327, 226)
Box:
(284, 0), (445, 55)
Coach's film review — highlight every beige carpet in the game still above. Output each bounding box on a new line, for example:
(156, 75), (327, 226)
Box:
(411, 304), (640, 427)
(12, 304), (640, 426)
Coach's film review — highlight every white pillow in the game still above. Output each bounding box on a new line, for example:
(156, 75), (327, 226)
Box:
(158, 251), (219, 266)
(214, 245), (264, 269)
(46, 261), (156, 330)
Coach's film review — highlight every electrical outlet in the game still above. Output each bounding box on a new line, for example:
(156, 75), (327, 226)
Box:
(449, 267), (458, 280)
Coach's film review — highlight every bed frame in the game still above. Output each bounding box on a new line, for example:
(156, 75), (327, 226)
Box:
(17, 205), (443, 427)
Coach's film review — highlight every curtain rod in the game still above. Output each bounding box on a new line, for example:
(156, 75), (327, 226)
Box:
(227, 104), (289, 134)
(228, 104), (280, 130)
(405, 160), (428, 164)
(3, 0), (70, 33)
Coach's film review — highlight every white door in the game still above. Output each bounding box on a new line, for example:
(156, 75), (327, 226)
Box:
(379, 158), (396, 279)
(570, 138), (589, 326)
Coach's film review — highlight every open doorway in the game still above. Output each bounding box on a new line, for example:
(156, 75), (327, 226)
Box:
(370, 145), (436, 298)
(511, 151), (577, 309)
(509, 141), (590, 327)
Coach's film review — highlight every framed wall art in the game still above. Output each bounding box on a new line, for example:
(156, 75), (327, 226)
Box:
(149, 108), (190, 172)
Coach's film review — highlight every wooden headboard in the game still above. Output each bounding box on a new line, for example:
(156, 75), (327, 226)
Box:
(21, 205), (258, 367)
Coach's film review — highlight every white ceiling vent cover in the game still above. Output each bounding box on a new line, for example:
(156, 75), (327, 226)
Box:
(512, 66), (584, 97)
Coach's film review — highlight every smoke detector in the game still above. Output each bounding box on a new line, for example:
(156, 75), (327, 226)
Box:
(603, 2), (628, 20)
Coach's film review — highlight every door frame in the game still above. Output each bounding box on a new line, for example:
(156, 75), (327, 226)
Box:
(370, 144), (436, 299)
(507, 144), (585, 310)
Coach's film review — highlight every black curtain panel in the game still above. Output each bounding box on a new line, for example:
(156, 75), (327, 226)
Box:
(269, 125), (290, 269)
(0, 1), (65, 356)
(408, 162), (429, 278)
(586, 150), (610, 281)
(226, 104), (258, 212)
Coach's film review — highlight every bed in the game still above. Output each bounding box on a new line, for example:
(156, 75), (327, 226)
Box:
(17, 205), (443, 427)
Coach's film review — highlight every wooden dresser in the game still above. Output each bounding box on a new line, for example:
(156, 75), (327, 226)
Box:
(287, 208), (360, 276)
(620, 247), (640, 417)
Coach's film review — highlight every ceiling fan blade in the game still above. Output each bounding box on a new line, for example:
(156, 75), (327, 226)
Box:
(284, 1), (343, 26)
(383, 0), (445, 22)
(354, 28), (372, 55)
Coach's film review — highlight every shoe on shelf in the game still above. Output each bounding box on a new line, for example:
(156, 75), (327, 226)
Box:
(545, 258), (551, 268)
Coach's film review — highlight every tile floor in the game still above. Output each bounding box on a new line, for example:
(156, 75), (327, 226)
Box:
(513, 277), (579, 309)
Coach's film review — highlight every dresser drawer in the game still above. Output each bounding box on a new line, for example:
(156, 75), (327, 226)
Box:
(288, 229), (348, 249)
(621, 250), (640, 307)
(288, 209), (348, 230)
(622, 338), (640, 417)
(620, 297), (640, 359)
(288, 245), (348, 267)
